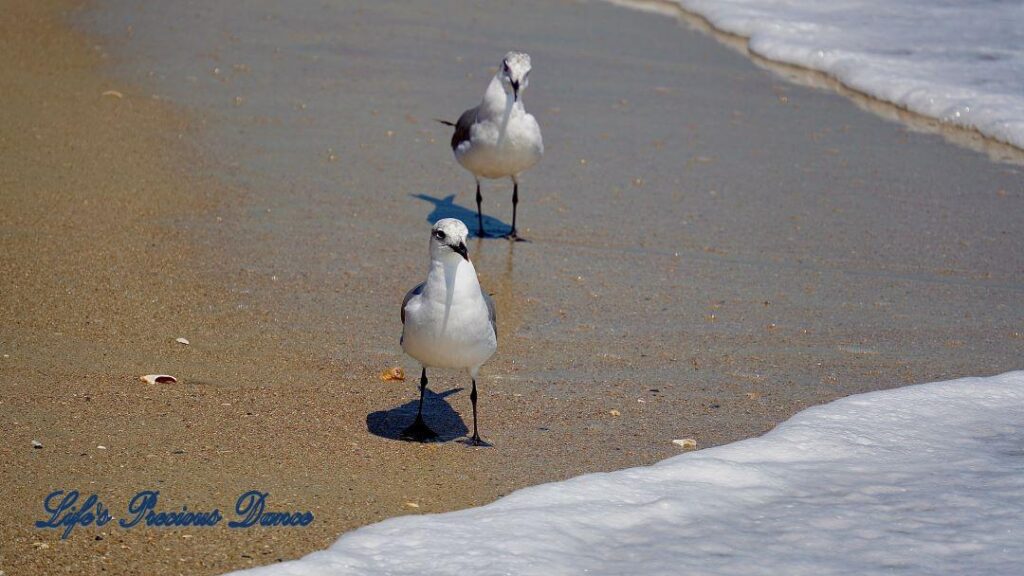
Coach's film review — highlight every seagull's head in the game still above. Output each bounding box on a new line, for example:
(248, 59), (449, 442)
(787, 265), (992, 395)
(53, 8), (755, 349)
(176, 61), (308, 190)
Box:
(499, 51), (532, 102)
(430, 218), (470, 262)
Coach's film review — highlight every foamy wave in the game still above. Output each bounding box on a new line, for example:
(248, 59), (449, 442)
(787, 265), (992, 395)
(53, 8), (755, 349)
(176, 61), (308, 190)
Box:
(227, 371), (1024, 575)
(672, 0), (1024, 150)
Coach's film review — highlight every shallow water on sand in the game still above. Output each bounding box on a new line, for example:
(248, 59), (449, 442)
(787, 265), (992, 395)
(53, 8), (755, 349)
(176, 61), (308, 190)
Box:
(69, 0), (1024, 565)
(76, 0), (1024, 434)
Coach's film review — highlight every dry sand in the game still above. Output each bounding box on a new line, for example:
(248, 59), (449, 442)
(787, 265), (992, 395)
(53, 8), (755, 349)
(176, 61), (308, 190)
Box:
(2, 0), (1022, 575)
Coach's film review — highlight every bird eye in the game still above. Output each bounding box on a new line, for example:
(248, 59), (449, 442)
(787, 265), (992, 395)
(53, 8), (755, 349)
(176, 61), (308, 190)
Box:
(434, 230), (447, 241)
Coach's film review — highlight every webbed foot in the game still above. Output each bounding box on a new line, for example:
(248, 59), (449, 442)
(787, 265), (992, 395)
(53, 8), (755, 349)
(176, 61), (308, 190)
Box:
(401, 416), (438, 442)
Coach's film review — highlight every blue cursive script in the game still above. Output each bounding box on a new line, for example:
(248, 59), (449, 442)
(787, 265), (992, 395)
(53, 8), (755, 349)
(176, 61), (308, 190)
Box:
(119, 490), (223, 528)
(35, 490), (112, 539)
(229, 490), (314, 528)
(37, 489), (314, 538)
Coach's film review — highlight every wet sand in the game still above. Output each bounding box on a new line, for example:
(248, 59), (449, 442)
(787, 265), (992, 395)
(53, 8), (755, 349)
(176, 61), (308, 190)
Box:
(2, 0), (1022, 574)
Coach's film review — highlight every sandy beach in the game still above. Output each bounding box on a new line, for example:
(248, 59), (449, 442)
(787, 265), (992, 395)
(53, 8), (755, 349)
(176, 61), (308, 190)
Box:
(2, 0), (1022, 574)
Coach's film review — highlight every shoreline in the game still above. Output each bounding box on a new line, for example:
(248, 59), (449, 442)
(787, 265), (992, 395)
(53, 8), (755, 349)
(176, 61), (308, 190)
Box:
(230, 370), (1024, 575)
(606, 0), (1024, 166)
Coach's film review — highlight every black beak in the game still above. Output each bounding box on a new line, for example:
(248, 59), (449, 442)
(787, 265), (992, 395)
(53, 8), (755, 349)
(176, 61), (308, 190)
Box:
(452, 242), (469, 261)
(511, 81), (520, 101)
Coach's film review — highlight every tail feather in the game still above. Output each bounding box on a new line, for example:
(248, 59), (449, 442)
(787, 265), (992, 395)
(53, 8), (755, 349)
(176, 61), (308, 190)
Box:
(435, 118), (456, 127)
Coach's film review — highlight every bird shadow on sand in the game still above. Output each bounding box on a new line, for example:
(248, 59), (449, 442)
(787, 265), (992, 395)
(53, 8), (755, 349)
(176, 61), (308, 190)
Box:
(412, 193), (511, 238)
(366, 387), (469, 443)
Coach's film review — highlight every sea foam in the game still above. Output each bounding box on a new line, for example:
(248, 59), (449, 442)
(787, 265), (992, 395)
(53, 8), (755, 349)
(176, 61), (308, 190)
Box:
(227, 371), (1024, 575)
(670, 0), (1024, 150)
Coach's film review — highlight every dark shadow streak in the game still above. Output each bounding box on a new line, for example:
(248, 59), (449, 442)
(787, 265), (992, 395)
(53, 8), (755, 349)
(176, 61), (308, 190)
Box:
(367, 387), (468, 442)
(412, 193), (511, 238)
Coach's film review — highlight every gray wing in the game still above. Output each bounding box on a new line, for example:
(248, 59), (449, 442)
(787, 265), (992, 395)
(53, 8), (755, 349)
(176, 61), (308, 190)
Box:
(451, 106), (478, 151)
(401, 282), (425, 325)
(483, 292), (497, 338)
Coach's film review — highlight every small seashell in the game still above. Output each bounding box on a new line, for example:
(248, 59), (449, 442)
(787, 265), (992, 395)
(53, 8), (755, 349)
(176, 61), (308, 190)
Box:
(32, 439), (43, 449)
(175, 337), (190, 345)
(97, 445), (107, 450)
(140, 374), (177, 384)
(379, 367), (405, 382)
(101, 90), (124, 99)
(672, 438), (698, 450)
(608, 409), (621, 417)
(404, 502), (420, 508)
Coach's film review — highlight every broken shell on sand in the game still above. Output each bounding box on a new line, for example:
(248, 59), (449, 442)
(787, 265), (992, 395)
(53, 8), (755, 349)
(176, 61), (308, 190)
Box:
(380, 367), (406, 382)
(140, 374), (178, 384)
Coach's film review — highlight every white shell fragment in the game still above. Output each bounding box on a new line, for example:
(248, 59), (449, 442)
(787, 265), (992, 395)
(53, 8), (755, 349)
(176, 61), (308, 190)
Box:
(32, 439), (43, 449)
(175, 337), (190, 345)
(140, 374), (178, 384)
(672, 438), (698, 450)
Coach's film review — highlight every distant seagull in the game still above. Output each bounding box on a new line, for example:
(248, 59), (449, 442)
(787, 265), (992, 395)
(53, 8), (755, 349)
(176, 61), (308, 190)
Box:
(400, 218), (497, 445)
(439, 51), (543, 240)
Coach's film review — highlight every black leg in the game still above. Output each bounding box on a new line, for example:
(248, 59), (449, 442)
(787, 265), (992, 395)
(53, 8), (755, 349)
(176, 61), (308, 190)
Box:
(475, 180), (484, 237)
(509, 180), (519, 240)
(401, 367), (437, 442)
(470, 378), (481, 445)
(416, 367), (427, 418)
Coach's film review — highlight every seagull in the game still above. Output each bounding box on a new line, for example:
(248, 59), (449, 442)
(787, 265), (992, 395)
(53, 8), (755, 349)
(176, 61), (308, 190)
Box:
(440, 51), (543, 240)
(400, 218), (497, 445)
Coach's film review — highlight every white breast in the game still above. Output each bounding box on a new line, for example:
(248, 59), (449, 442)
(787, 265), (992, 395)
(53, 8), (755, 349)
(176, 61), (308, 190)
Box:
(402, 300), (496, 370)
(401, 260), (497, 371)
(456, 111), (543, 179)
